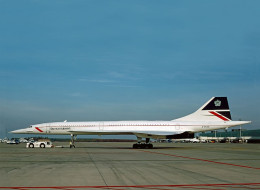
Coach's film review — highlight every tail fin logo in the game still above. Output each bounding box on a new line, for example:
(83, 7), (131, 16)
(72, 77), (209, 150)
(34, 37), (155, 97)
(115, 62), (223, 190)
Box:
(214, 100), (221, 107)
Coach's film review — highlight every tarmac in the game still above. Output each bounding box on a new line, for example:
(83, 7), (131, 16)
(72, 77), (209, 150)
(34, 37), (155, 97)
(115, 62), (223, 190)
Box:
(0, 142), (259, 190)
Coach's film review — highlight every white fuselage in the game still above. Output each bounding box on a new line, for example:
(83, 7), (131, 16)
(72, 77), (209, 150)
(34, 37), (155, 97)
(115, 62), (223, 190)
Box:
(10, 97), (251, 140)
(13, 120), (248, 139)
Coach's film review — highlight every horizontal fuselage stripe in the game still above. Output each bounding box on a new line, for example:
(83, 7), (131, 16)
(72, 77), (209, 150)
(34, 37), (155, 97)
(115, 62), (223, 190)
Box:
(46, 124), (227, 127)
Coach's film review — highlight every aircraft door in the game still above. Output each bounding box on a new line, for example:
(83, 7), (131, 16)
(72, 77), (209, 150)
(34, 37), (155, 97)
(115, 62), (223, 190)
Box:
(99, 122), (104, 130)
(175, 124), (180, 131)
(46, 124), (50, 134)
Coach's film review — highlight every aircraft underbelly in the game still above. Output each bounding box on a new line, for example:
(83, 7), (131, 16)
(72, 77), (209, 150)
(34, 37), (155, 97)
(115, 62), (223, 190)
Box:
(68, 125), (185, 137)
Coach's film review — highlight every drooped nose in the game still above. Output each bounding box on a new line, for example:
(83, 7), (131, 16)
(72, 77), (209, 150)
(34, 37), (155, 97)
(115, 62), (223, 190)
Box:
(10, 128), (33, 134)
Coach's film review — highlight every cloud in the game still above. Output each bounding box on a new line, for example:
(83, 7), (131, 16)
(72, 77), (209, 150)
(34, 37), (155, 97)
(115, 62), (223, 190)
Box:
(79, 78), (115, 83)
(69, 92), (82, 97)
(107, 71), (143, 81)
(104, 84), (142, 88)
(108, 71), (126, 79)
(78, 69), (143, 88)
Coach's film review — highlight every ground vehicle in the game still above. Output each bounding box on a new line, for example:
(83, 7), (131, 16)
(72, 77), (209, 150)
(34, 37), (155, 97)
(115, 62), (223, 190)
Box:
(26, 141), (53, 148)
(6, 139), (20, 144)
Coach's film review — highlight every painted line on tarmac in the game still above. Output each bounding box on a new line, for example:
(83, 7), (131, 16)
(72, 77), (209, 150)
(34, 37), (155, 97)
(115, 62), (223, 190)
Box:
(139, 150), (260, 170)
(1, 183), (260, 189)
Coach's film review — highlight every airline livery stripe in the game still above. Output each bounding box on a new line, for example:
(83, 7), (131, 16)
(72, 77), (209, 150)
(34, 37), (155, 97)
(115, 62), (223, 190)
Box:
(35, 127), (43, 132)
(209, 111), (229, 121)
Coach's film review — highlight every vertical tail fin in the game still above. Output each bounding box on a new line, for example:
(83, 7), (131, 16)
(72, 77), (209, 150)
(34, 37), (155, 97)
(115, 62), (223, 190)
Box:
(173, 97), (232, 121)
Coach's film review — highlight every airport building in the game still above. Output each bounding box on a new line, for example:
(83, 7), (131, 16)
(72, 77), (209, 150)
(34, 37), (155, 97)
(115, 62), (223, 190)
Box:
(198, 129), (260, 143)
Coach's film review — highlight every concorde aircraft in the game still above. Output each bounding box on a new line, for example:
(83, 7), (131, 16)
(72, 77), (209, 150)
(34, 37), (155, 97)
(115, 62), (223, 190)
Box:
(11, 97), (250, 148)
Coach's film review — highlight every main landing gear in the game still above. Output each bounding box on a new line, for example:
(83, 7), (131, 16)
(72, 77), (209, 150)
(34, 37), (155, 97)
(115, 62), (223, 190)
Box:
(70, 134), (77, 148)
(133, 143), (153, 149)
(132, 138), (154, 149)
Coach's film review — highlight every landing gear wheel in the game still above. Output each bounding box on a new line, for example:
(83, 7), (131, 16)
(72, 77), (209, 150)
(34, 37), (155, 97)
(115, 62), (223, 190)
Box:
(132, 143), (153, 149)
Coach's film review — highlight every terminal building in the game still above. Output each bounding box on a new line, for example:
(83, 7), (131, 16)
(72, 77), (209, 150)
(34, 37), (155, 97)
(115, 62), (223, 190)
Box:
(198, 129), (260, 143)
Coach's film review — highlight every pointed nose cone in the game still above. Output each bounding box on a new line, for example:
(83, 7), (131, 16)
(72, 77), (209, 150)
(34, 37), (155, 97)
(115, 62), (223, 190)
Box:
(10, 128), (31, 134)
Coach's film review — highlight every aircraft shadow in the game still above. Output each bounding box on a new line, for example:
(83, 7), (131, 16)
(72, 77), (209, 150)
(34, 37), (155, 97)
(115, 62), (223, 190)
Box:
(61, 146), (189, 150)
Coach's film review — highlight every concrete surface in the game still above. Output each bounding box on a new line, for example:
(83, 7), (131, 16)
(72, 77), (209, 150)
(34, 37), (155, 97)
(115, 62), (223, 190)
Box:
(0, 142), (259, 190)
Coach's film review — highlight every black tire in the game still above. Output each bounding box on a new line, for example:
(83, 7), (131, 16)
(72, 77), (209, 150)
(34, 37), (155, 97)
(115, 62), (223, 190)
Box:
(29, 143), (34, 148)
(133, 144), (142, 149)
(40, 143), (45, 148)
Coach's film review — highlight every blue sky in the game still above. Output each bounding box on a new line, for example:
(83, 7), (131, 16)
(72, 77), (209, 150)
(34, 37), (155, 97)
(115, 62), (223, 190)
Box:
(0, 0), (259, 138)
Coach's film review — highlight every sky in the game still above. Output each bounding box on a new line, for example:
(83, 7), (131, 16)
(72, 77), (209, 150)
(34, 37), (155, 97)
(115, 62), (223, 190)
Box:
(0, 0), (259, 138)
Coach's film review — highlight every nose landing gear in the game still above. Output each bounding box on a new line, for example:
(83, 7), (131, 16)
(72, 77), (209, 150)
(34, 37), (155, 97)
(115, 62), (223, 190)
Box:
(70, 134), (77, 148)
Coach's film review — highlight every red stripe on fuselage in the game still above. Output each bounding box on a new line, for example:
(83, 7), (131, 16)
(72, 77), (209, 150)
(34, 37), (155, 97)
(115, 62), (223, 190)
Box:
(35, 127), (43, 132)
(209, 111), (229, 121)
